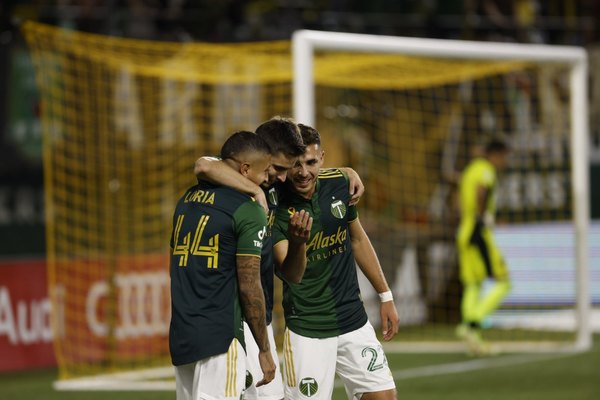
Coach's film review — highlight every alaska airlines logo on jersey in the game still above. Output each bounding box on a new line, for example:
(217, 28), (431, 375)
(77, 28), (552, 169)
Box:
(306, 226), (347, 252)
(330, 199), (346, 219)
(184, 189), (215, 204)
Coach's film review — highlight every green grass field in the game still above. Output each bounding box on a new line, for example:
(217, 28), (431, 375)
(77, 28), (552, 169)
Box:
(2, 336), (599, 400)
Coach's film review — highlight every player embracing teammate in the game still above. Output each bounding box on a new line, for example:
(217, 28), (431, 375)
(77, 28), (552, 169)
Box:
(273, 124), (398, 400)
(170, 116), (398, 400)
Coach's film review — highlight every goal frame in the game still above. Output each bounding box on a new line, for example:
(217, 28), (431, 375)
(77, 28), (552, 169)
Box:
(292, 29), (591, 351)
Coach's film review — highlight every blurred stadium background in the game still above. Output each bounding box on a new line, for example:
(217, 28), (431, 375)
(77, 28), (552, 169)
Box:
(1, 1), (600, 399)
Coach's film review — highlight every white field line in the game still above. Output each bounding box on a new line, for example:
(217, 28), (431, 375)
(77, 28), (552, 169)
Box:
(53, 367), (175, 391)
(334, 351), (581, 388)
(54, 348), (583, 391)
(381, 341), (580, 353)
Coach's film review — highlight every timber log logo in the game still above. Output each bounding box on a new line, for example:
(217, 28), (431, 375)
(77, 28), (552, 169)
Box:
(299, 377), (319, 397)
(330, 199), (346, 219)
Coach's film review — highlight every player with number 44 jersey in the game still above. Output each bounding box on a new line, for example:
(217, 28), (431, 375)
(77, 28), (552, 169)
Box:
(169, 131), (276, 400)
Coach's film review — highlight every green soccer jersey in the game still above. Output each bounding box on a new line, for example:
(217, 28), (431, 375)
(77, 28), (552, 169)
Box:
(262, 183), (284, 325)
(273, 169), (368, 338)
(169, 181), (267, 366)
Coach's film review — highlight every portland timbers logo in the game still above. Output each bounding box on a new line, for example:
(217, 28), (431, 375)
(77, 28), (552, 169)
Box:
(299, 377), (319, 397)
(330, 199), (346, 219)
(268, 187), (278, 206)
(245, 370), (253, 389)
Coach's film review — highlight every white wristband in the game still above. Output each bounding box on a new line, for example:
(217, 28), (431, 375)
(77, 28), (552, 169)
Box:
(378, 291), (393, 303)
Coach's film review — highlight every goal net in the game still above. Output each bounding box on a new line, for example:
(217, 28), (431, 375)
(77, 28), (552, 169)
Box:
(23, 21), (292, 389)
(293, 30), (592, 352)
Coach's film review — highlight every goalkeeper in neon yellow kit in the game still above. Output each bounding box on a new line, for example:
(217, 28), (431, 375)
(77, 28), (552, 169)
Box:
(456, 139), (511, 355)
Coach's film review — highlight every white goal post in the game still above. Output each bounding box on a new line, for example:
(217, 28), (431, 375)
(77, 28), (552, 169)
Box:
(292, 30), (591, 351)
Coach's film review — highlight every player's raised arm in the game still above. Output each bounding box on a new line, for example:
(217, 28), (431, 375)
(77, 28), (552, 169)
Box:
(273, 210), (312, 283)
(349, 217), (399, 341)
(194, 156), (267, 212)
(236, 254), (276, 386)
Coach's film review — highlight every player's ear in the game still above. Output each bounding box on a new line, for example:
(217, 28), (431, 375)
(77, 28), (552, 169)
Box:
(239, 162), (251, 177)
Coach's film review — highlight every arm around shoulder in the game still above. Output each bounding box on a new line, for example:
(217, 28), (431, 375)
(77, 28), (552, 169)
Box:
(194, 156), (220, 182)
(339, 167), (365, 206)
(194, 156), (267, 211)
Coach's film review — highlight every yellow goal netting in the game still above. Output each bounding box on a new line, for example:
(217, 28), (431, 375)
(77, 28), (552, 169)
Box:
(23, 21), (292, 383)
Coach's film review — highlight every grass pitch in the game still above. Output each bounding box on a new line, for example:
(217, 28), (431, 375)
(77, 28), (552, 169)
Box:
(2, 336), (598, 400)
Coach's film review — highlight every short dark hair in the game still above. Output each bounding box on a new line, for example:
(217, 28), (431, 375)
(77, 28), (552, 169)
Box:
(255, 116), (306, 157)
(485, 138), (510, 155)
(297, 123), (321, 147)
(220, 130), (271, 160)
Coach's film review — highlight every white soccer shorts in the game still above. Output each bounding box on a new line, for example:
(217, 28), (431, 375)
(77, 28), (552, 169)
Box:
(243, 321), (284, 400)
(282, 321), (396, 400)
(174, 338), (245, 400)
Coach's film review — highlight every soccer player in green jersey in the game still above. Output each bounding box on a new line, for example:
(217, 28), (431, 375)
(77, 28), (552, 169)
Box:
(193, 116), (363, 400)
(192, 117), (309, 400)
(272, 124), (398, 400)
(169, 131), (276, 400)
(455, 138), (511, 356)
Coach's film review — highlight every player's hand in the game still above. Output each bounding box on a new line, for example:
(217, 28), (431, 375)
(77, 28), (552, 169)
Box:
(288, 210), (313, 244)
(345, 168), (365, 206)
(193, 157), (203, 182)
(380, 300), (399, 341)
(254, 190), (268, 214)
(256, 349), (276, 387)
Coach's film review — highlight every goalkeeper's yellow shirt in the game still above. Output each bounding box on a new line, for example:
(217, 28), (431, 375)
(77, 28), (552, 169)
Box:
(459, 157), (497, 227)
(457, 158), (509, 284)
(457, 157), (498, 251)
